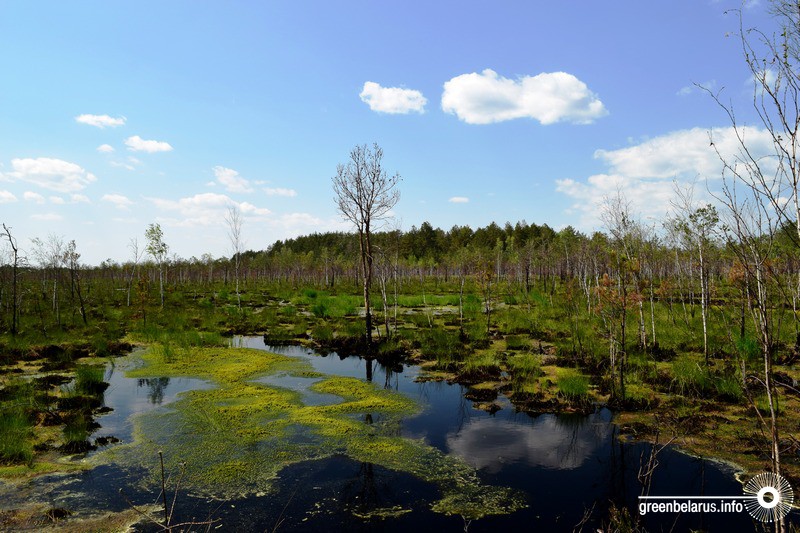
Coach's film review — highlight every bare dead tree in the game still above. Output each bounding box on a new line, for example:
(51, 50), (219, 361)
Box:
(1, 224), (19, 335)
(225, 205), (244, 310)
(332, 143), (400, 350)
(703, 5), (800, 529)
(126, 238), (144, 307)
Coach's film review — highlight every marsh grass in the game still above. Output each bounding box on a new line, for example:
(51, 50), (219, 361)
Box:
(463, 351), (501, 377)
(505, 335), (530, 351)
(62, 414), (92, 453)
(0, 411), (33, 465)
(713, 372), (744, 402)
(557, 369), (590, 402)
(74, 365), (107, 396)
(670, 356), (709, 397)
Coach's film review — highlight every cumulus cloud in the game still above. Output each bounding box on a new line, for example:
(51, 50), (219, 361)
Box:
(213, 166), (253, 193)
(125, 135), (173, 153)
(102, 193), (134, 210)
(97, 144), (115, 153)
(75, 114), (126, 128)
(49, 196), (65, 205)
(264, 187), (297, 197)
(23, 191), (45, 204)
(0, 190), (17, 203)
(441, 69), (607, 125)
(555, 126), (775, 229)
(2, 158), (96, 192)
(359, 81), (427, 114)
(448, 196), (469, 203)
(148, 192), (271, 227)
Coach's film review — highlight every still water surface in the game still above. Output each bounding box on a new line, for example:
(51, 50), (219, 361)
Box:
(1, 337), (790, 531)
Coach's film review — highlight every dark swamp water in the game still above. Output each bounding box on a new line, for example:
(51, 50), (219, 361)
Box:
(1, 337), (796, 532)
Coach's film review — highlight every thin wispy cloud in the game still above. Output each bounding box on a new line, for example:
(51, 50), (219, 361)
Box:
(97, 144), (115, 153)
(449, 196), (469, 203)
(102, 193), (134, 210)
(23, 191), (45, 204)
(75, 114), (126, 128)
(0, 190), (17, 203)
(442, 69), (607, 125)
(360, 82), (427, 114)
(31, 212), (62, 221)
(264, 187), (297, 197)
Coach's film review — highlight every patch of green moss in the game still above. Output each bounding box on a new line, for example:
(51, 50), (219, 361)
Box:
(92, 344), (526, 520)
(0, 460), (89, 479)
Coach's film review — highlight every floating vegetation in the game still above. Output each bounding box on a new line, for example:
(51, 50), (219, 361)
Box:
(93, 344), (526, 520)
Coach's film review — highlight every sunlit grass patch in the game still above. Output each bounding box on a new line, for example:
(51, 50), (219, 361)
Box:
(556, 369), (590, 403)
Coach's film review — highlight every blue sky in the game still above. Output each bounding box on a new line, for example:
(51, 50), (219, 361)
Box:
(0, 1), (776, 264)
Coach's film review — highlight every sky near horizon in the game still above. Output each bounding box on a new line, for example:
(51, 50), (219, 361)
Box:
(0, 1), (778, 265)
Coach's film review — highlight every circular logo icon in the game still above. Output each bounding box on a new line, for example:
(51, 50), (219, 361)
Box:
(743, 472), (794, 522)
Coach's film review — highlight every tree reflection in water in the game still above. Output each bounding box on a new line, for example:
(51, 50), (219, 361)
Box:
(137, 377), (171, 404)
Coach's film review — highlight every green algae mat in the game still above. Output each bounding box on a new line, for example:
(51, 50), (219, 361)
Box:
(92, 345), (525, 520)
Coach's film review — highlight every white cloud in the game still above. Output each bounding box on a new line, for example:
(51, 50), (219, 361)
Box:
(70, 194), (90, 203)
(555, 126), (775, 229)
(2, 158), (96, 192)
(239, 202), (271, 216)
(102, 193), (134, 210)
(97, 144), (115, 153)
(148, 192), (271, 227)
(23, 191), (45, 204)
(359, 81), (427, 114)
(264, 187), (297, 197)
(31, 213), (62, 221)
(594, 126), (773, 179)
(110, 161), (136, 171)
(213, 166), (253, 193)
(75, 114), (126, 128)
(125, 135), (173, 153)
(49, 196), (65, 205)
(0, 190), (17, 203)
(266, 213), (349, 237)
(441, 69), (607, 125)
(449, 196), (469, 203)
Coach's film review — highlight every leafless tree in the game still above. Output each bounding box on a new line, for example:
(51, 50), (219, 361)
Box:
(225, 205), (244, 309)
(1, 223), (19, 335)
(332, 143), (400, 350)
(704, 5), (800, 528)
